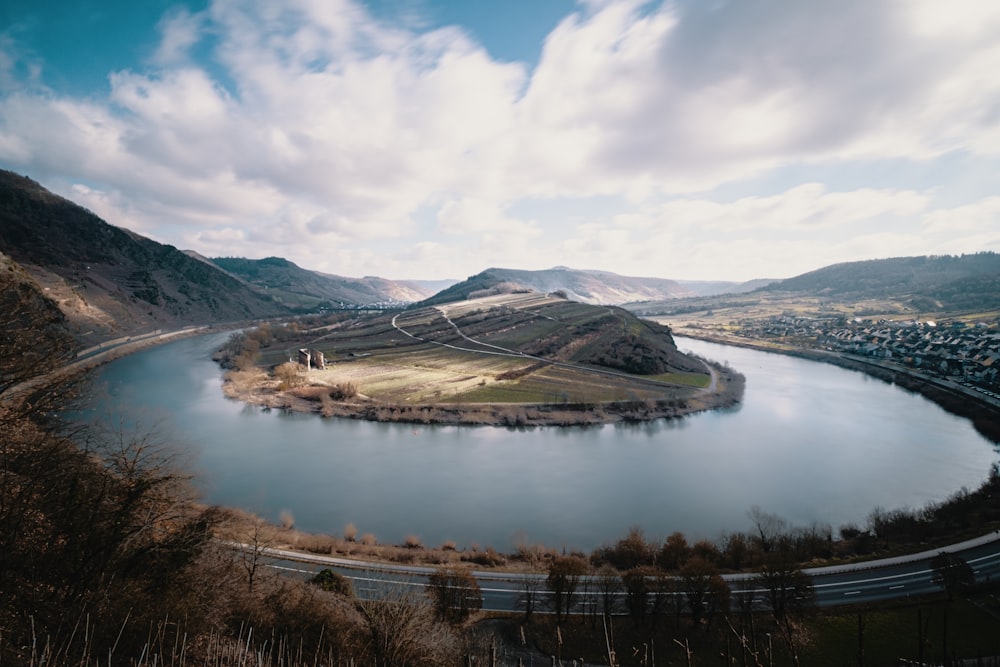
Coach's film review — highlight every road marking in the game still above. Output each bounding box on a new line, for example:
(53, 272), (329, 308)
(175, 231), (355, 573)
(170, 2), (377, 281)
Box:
(844, 591), (861, 596)
(889, 585), (905, 590)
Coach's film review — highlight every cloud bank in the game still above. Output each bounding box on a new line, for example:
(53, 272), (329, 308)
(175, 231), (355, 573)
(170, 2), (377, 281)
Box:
(1, 0), (999, 280)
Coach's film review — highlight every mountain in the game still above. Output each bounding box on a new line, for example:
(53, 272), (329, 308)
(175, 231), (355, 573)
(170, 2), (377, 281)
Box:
(624, 253), (1000, 318)
(209, 256), (434, 309)
(0, 250), (79, 390)
(0, 170), (289, 344)
(759, 254), (1000, 311)
(420, 266), (696, 306)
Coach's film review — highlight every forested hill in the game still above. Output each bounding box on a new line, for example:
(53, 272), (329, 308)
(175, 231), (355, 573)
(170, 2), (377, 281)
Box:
(625, 253), (1000, 318)
(760, 253), (1000, 312)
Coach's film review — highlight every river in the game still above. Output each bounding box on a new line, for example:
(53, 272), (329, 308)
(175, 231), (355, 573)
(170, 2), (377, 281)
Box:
(77, 332), (999, 552)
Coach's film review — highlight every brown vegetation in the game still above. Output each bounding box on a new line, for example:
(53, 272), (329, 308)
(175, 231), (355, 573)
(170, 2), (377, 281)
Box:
(0, 286), (475, 667)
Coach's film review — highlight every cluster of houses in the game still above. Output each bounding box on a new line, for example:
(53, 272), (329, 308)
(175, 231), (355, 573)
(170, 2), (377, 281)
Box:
(731, 316), (1000, 389)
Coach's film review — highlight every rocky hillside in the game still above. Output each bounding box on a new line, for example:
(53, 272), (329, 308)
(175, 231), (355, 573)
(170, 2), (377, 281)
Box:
(0, 251), (78, 385)
(0, 170), (289, 344)
(210, 256), (433, 310)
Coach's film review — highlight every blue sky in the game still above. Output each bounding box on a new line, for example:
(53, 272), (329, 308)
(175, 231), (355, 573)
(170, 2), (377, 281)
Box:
(1, 0), (999, 281)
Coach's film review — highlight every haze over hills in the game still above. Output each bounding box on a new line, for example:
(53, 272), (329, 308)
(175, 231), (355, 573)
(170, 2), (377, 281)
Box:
(0, 170), (439, 345)
(421, 266), (700, 306)
(3, 169), (997, 352)
(0, 171), (291, 344)
(759, 254), (1000, 312)
(209, 256), (435, 310)
(677, 278), (779, 297)
(626, 253), (1000, 319)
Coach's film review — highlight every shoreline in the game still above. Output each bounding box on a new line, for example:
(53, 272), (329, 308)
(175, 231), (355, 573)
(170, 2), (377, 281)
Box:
(675, 329), (1000, 444)
(35, 324), (1000, 570)
(220, 360), (746, 427)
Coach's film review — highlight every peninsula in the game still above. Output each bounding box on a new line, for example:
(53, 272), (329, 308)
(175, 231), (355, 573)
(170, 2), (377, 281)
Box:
(216, 290), (745, 426)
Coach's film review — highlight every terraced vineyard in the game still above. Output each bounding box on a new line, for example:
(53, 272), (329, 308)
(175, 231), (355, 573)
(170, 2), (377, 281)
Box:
(249, 292), (725, 413)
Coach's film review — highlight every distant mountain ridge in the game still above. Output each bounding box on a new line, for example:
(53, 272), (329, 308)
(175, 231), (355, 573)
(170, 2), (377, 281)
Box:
(421, 266), (697, 306)
(210, 256), (434, 310)
(0, 171), (291, 344)
(760, 254), (1000, 311)
(0, 170), (434, 346)
(626, 252), (1000, 318)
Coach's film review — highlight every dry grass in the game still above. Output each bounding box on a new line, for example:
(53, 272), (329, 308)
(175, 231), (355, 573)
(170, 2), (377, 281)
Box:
(217, 292), (739, 425)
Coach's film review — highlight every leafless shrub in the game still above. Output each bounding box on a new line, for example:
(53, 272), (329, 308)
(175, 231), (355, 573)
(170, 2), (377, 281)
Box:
(462, 546), (505, 567)
(274, 361), (304, 390)
(344, 521), (358, 541)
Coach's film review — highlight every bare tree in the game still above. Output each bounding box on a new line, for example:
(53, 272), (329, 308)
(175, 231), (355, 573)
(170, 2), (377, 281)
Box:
(679, 557), (730, 629)
(426, 566), (483, 623)
(356, 582), (460, 667)
(930, 551), (975, 600)
(755, 539), (817, 667)
(749, 506), (787, 554)
(659, 531), (691, 570)
(237, 515), (274, 594)
(621, 567), (651, 628)
(595, 563), (622, 620)
(547, 555), (588, 626)
(517, 574), (544, 623)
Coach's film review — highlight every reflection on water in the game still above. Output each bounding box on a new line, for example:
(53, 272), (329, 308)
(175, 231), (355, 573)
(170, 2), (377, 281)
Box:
(78, 333), (1000, 552)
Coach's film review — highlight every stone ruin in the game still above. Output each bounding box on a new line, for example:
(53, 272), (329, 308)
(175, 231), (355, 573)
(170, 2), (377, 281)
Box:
(297, 348), (326, 370)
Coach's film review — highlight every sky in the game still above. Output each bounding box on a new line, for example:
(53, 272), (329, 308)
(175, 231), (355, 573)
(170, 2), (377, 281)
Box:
(1, 0), (999, 282)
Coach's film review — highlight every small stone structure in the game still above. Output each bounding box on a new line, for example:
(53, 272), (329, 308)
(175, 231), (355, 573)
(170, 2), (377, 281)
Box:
(297, 348), (326, 370)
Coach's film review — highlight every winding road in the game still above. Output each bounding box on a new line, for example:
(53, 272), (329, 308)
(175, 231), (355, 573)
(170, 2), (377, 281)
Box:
(244, 530), (1000, 612)
(390, 310), (717, 394)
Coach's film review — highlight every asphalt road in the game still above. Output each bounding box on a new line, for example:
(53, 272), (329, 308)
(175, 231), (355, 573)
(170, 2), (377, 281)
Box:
(246, 530), (1000, 613)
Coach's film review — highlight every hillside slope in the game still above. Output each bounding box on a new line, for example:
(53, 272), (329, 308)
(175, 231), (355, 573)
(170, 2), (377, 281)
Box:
(421, 266), (696, 306)
(626, 253), (1000, 318)
(210, 256), (433, 309)
(0, 251), (78, 383)
(0, 170), (288, 343)
(760, 253), (1000, 312)
(411, 291), (704, 375)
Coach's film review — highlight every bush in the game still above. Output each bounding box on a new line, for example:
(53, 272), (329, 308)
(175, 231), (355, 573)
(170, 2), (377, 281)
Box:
(426, 567), (482, 623)
(344, 522), (358, 541)
(309, 568), (354, 597)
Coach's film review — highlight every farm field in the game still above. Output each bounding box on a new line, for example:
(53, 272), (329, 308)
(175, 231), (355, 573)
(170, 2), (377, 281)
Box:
(222, 291), (743, 424)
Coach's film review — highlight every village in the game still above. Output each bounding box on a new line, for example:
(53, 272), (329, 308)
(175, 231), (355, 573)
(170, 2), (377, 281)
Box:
(729, 315), (1000, 394)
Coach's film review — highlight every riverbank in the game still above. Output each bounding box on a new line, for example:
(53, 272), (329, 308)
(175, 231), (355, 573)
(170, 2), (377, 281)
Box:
(675, 330), (1000, 444)
(220, 360), (745, 427)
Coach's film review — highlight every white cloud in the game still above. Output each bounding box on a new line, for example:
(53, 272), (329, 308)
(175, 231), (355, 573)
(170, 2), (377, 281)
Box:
(152, 7), (206, 66)
(649, 184), (931, 233)
(922, 197), (1000, 238)
(502, 0), (1000, 195)
(0, 0), (998, 281)
(437, 198), (539, 236)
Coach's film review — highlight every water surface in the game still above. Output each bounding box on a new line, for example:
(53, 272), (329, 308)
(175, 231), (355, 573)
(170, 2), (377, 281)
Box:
(80, 333), (999, 551)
